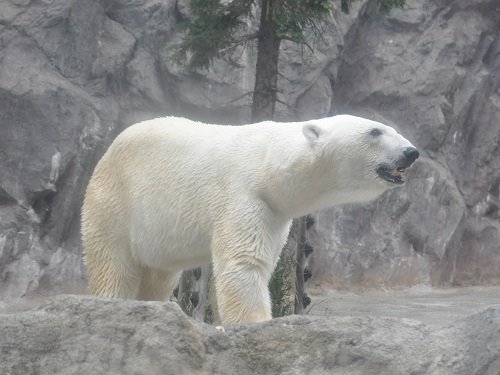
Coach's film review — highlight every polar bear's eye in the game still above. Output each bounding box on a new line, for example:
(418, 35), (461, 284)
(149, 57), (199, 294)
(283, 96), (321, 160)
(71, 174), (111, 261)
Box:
(370, 128), (382, 137)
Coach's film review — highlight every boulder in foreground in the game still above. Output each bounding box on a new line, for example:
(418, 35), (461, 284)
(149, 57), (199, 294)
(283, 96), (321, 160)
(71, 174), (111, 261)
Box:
(0, 295), (499, 375)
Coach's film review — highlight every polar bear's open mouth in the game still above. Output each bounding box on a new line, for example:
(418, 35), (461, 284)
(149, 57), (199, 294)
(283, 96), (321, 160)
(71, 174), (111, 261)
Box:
(376, 165), (406, 185)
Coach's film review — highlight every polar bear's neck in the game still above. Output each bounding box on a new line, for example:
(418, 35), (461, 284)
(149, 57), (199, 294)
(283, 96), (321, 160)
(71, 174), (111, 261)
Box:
(235, 122), (387, 219)
(258, 168), (386, 219)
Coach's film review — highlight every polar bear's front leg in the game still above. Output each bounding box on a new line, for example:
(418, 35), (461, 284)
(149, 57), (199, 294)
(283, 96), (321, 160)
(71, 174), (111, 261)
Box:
(212, 256), (273, 324)
(211, 225), (277, 324)
(210, 202), (291, 324)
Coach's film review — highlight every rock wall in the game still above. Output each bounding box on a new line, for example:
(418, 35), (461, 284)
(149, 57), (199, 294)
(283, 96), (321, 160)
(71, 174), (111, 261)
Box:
(309, 0), (500, 289)
(0, 0), (499, 299)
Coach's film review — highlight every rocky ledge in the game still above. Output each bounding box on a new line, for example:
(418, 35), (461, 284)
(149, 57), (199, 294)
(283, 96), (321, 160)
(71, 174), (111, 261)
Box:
(1, 295), (499, 375)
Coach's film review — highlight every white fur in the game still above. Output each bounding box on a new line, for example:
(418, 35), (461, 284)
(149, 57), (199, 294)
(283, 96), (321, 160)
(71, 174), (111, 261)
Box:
(82, 115), (415, 323)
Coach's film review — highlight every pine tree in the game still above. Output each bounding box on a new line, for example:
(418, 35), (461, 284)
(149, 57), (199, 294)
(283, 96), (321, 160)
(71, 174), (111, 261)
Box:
(176, 0), (405, 121)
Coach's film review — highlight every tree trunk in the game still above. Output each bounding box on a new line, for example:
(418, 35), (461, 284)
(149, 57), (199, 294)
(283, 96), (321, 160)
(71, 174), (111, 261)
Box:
(294, 217), (307, 314)
(192, 264), (211, 322)
(251, 0), (281, 122)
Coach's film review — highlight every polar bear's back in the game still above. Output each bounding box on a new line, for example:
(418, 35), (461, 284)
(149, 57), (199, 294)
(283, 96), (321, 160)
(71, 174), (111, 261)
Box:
(107, 117), (304, 193)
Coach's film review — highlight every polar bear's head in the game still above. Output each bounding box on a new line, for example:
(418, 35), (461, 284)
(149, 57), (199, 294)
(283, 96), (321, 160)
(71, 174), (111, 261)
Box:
(301, 114), (419, 205)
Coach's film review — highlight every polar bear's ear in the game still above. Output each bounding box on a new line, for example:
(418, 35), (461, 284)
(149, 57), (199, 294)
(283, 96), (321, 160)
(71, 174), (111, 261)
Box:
(302, 123), (323, 143)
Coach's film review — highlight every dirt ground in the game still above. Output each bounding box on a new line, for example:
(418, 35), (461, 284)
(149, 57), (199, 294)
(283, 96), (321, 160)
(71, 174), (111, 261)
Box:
(2, 286), (500, 329)
(308, 286), (500, 328)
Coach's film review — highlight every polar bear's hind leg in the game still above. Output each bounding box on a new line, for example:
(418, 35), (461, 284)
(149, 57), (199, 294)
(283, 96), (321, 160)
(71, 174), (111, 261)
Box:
(84, 245), (143, 299)
(137, 269), (181, 301)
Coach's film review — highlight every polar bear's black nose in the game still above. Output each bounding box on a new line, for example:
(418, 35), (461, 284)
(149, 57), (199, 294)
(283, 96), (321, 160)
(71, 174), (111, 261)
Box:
(403, 147), (419, 164)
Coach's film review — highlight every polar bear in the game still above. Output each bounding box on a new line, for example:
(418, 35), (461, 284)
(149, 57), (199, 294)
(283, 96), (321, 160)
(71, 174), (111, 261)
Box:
(81, 115), (418, 324)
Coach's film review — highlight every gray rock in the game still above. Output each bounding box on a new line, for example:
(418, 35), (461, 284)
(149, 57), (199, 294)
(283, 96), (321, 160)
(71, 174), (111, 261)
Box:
(0, 295), (499, 375)
(0, 0), (124, 299)
(308, 0), (500, 288)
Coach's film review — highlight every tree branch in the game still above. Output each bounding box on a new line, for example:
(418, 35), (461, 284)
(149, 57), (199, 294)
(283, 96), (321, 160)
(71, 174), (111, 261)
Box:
(226, 91), (254, 105)
(275, 98), (297, 112)
(218, 32), (259, 54)
(279, 35), (314, 53)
